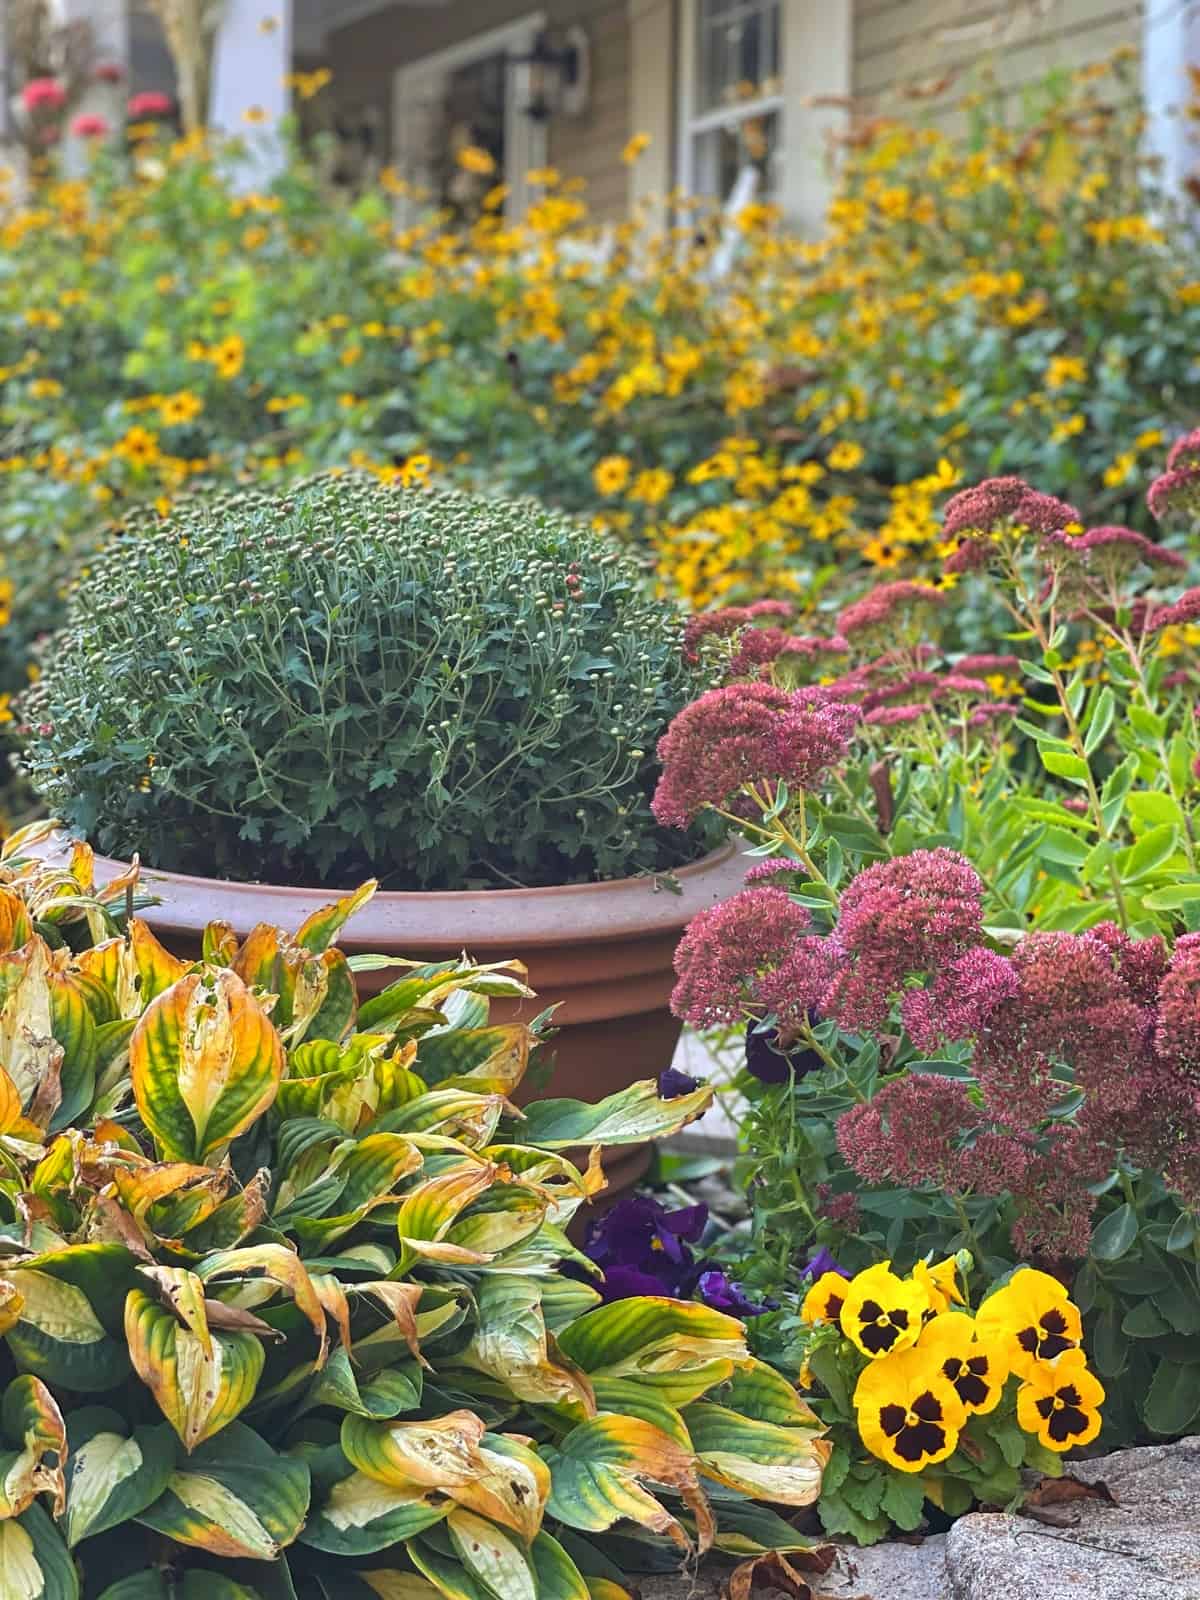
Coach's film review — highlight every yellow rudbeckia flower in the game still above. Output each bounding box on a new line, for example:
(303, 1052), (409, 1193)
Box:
(854, 1345), (966, 1472)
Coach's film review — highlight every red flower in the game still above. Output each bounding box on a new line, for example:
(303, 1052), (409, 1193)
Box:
(21, 78), (66, 113)
(127, 90), (173, 119)
(70, 113), (110, 139)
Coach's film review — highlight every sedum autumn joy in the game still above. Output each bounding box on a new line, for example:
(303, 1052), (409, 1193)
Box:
(0, 823), (830, 1598)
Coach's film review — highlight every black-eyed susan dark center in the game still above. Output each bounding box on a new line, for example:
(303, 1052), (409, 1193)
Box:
(858, 1298), (910, 1354)
(1016, 1306), (1076, 1362)
(941, 1354), (991, 1409)
(1034, 1383), (1091, 1444)
(877, 1390), (948, 1463)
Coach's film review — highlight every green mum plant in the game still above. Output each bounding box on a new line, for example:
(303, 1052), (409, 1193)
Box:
(22, 476), (709, 890)
(0, 832), (829, 1599)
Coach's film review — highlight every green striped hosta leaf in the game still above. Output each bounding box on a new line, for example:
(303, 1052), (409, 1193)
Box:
(375, 1089), (509, 1149)
(300, 1444), (448, 1558)
(137, 1423), (310, 1561)
(556, 1298), (748, 1405)
(61, 1406), (176, 1546)
(716, 1359), (824, 1428)
(283, 1133), (424, 1247)
(514, 1080), (712, 1149)
(301, 1348), (422, 1420)
(543, 1415), (712, 1552)
(3, 1250), (136, 1392)
(682, 1401), (830, 1505)
(530, 1532), (591, 1600)
(413, 1025), (530, 1096)
(130, 967), (284, 1164)
(460, 1275), (594, 1412)
(705, 1498), (826, 1556)
(446, 1508), (536, 1600)
(0, 1503), (78, 1600)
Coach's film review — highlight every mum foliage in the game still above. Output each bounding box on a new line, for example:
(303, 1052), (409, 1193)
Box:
(22, 476), (706, 888)
(0, 822), (830, 1597)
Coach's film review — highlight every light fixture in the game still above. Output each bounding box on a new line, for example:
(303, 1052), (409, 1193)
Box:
(512, 25), (589, 122)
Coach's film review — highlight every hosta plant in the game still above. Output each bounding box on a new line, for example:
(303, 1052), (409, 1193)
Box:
(0, 832), (830, 1598)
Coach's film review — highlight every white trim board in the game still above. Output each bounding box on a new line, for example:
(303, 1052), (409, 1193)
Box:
(391, 9), (548, 221)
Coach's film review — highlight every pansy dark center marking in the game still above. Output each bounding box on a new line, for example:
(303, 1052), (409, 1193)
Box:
(879, 1390), (948, 1463)
(825, 1292), (846, 1320)
(942, 1354), (990, 1408)
(1034, 1385), (1090, 1443)
(858, 1298), (909, 1354)
(1016, 1307), (1075, 1361)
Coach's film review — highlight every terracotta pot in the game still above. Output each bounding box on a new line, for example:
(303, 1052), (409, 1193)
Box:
(32, 835), (749, 1196)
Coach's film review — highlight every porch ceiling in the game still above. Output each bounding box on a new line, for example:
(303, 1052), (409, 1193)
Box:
(294, 0), (452, 57)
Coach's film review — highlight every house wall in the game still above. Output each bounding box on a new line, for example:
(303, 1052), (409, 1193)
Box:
(327, 0), (635, 220)
(853, 0), (1145, 111)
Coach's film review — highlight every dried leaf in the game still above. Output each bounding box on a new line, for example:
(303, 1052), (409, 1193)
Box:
(722, 1546), (837, 1600)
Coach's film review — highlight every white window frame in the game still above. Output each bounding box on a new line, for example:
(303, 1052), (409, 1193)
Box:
(676, 0), (851, 234)
(392, 11), (547, 223)
(677, 0), (785, 206)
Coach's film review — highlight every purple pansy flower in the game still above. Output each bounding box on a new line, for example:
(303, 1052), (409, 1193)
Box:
(584, 1195), (709, 1299)
(658, 1065), (702, 1099)
(745, 1019), (824, 1085)
(801, 1245), (849, 1282)
(695, 1268), (773, 1317)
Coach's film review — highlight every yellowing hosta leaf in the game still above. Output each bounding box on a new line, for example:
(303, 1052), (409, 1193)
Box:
(62, 1407), (176, 1547)
(0, 890), (33, 958)
(2, 1266), (131, 1393)
(0, 1376), (67, 1518)
(287, 1133), (424, 1248)
(545, 1414), (713, 1553)
(341, 1409), (487, 1493)
(294, 880), (378, 954)
(381, 1088), (510, 1149)
(0, 937), (59, 1111)
(137, 1423), (310, 1561)
(79, 921), (191, 1022)
(531, 1533), (591, 1600)
(718, 1359), (824, 1429)
(446, 1508), (536, 1600)
(0, 1280), (24, 1338)
(450, 1433), (550, 1543)
(0, 1505), (79, 1600)
(300, 1468), (446, 1556)
(357, 1574), (444, 1600)
(683, 1402), (831, 1506)
(125, 1286), (264, 1451)
(194, 1245), (328, 1362)
(516, 1080), (713, 1149)
(556, 1298), (748, 1405)
(461, 1276), (595, 1412)
(131, 967), (284, 1163)
(395, 1163), (499, 1267)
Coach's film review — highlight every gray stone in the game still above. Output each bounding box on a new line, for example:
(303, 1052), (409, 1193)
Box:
(945, 1435), (1200, 1600)
(641, 1436), (1200, 1599)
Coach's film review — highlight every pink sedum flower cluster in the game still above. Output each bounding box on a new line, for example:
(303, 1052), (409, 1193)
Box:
(651, 682), (856, 828)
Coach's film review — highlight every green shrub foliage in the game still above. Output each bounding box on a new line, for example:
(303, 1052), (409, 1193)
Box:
(23, 478), (706, 888)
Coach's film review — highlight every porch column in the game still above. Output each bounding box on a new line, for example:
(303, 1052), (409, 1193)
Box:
(1143, 0), (1200, 196)
(209, 0), (293, 185)
(54, 0), (130, 176)
(779, 0), (851, 236)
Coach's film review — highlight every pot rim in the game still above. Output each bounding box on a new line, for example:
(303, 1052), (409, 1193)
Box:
(32, 831), (749, 949)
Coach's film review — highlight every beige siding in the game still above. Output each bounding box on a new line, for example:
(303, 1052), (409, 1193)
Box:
(328, 0), (634, 220)
(853, 0), (1143, 110)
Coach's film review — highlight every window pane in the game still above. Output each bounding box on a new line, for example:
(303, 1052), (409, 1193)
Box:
(697, 0), (781, 114)
(692, 106), (781, 202)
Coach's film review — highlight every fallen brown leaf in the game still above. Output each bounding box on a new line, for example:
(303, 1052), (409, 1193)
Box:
(722, 1547), (837, 1600)
(1022, 1473), (1116, 1526)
